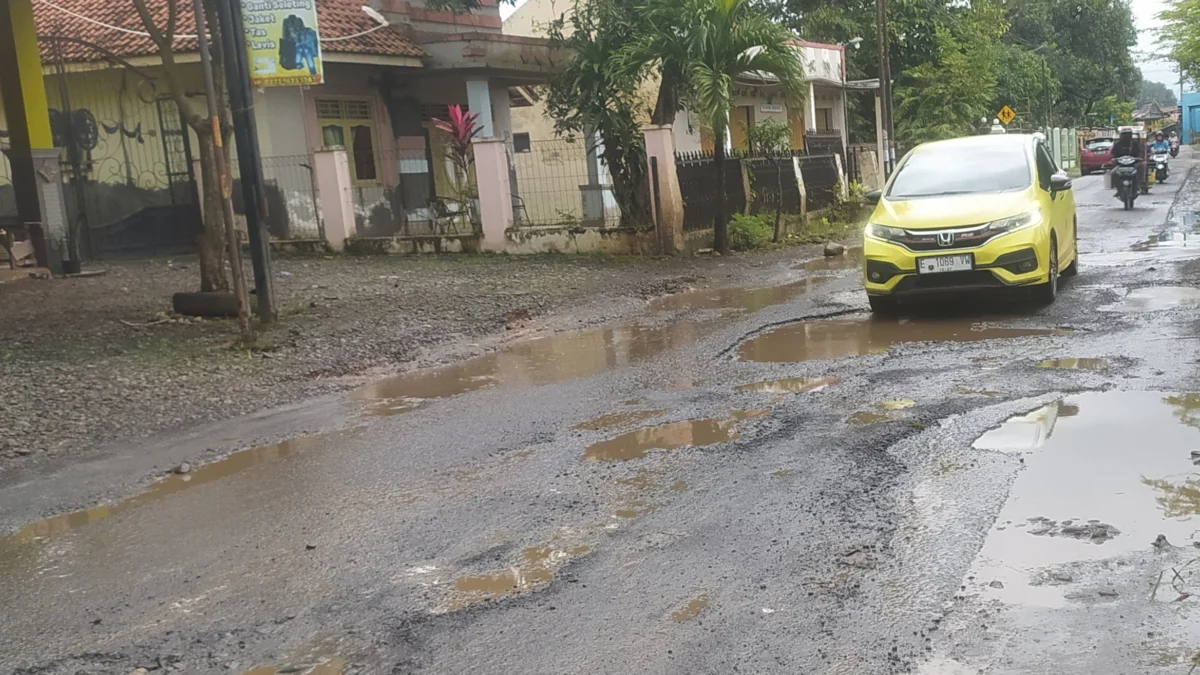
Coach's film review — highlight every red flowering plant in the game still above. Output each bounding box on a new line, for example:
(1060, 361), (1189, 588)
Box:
(433, 104), (483, 200)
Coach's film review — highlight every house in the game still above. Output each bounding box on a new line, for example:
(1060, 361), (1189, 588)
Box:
(0, 0), (554, 258)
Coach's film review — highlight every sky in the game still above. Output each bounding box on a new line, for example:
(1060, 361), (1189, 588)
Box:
(1132, 0), (1182, 89)
(499, 0), (1185, 93)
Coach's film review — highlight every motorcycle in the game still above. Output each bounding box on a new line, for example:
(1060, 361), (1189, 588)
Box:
(1152, 152), (1171, 183)
(1171, 138), (1181, 158)
(1110, 155), (1141, 210)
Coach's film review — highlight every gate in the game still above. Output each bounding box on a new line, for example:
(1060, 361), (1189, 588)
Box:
(41, 38), (203, 259)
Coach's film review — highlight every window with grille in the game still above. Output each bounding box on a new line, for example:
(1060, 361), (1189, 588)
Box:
(315, 97), (379, 183)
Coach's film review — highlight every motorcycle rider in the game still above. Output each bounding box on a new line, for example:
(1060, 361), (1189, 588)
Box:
(1111, 129), (1146, 193)
(1151, 131), (1171, 154)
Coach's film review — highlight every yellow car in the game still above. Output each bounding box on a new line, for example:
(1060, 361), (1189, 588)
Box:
(862, 134), (1078, 313)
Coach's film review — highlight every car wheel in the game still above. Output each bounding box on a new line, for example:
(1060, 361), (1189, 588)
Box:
(1036, 237), (1059, 304)
(1062, 220), (1079, 277)
(868, 295), (898, 315)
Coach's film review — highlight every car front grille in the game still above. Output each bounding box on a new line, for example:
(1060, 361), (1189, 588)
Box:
(897, 224), (993, 252)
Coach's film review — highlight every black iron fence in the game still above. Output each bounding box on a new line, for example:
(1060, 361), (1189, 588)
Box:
(675, 150), (749, 232)
(510, 138), (623, 229)
(230, 154), (322, 241)
(798, 155), (841, 210)
(743, 155), (803, 216)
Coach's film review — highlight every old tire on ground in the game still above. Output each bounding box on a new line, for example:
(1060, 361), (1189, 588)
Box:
(172, 291), (248, 318)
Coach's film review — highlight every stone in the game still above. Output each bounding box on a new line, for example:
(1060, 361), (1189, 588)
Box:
(989, 580), (1004, 589)
(824, 242), (846, 257)
(175, 462), (191, 474)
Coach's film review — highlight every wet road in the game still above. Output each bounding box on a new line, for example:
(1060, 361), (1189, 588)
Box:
(5, 151), (1200, 674)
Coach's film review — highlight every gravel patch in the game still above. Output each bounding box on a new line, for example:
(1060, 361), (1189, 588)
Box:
(0, 248), (823, 469)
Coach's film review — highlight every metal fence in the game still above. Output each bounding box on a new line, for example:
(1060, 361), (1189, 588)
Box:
(798, 155), (841, 210)
(743, 155), (803, 216)
(349, 148), (476, 237)
(230, 154), (323, 241)
(675, 150), (749, 232)
(511, 138), (622, 229)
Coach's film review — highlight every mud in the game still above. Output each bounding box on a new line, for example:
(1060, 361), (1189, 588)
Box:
(356, 319), (716, 415)
(449, 544), (593, 610)
(583, 418), (741, 462)
(0, 431), (347, 558)
(1036, 358), (1108, 370)
(878, 399), (916, 410)
(735, 376), (841, 394)
(573, 410), (668, 431)
(671, 594), (710, 622)
(848, 411), (893, 425)
(648, 277), (830, 313)
(241, 638), (345, 675)
(738, 317), (1062, 362)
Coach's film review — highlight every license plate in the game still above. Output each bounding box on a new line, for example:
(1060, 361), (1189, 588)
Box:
(917, 254), (973, 274)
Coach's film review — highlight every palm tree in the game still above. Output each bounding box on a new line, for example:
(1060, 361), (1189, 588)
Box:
(624, 0), (807, 254)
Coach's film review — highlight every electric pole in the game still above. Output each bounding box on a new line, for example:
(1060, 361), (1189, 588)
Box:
(214, 0), (277, 322)
(875, 0), (894, 175)
(192, 0), (253, 341)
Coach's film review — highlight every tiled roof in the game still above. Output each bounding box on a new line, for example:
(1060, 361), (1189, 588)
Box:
(34, 0), (423, 64)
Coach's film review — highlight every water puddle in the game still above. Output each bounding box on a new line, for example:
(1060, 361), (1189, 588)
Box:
(573, 409), (667, 432)
(965, 391), (1200, 605)
(737, 317), (1062, 363)
(731, 408), (770, 421)
(770, 469), (794, 478)
(879, 399), (916, 410)
(671, 594), (710, 622)
(848, 411), (893, 426)
(735, 376), (840, 394)
(1037, 358), (1108, 370)
(648, 277), (831, 313)
(355, 320), (715, 416)
(241, 637), (344, 675)
(448, 543), (592, 610)
(1087, 227), (1200, 266)
(0, 431), (347, 554)
(583, 418), (741, 462)
(793, 248), (864, 272)
(1101, 286), (1200, 313)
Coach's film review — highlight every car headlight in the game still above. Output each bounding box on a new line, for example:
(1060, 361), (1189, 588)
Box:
(984, 211), (1041, 235)
(866, 223), (907, 242)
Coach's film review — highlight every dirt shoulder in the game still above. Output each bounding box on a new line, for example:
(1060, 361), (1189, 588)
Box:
(0, 247), (826, 473)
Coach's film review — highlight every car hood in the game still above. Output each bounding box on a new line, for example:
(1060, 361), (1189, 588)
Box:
(871, 190), (1035, 230)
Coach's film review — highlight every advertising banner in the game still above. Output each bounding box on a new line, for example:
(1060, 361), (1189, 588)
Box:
(242, 0), (324, 87)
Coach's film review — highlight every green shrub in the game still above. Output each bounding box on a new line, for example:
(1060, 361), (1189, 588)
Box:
(728, 213), (773, 251)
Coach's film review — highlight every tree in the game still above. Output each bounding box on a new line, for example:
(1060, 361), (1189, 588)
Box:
(543, 0), (653, 228)
(130, 0), (232, 292)
(1139, 80), (1179, 108)
(1161, 0), (1200, 85)
(624, 0), (806, 255)
(745, 119), (791, 242)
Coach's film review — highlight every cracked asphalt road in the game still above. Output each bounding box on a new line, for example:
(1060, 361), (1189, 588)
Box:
(5, 150), (1200, 674)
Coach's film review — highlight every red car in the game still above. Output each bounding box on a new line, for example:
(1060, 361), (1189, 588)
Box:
(1081, 137), (1114, 175)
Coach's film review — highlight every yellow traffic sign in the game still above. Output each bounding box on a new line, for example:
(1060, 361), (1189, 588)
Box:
(997, 105), (1016, 126)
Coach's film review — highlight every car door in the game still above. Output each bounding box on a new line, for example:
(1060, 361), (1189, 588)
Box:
(1035, 141), (1073, 266)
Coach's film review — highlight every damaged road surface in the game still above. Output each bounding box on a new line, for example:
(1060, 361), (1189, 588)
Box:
(6, 150), (1200, 674)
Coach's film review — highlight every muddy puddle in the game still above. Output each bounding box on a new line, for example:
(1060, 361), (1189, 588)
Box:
(1036, 357), (1108, 370)
(671, 594), (710, 622)
(1101, 286), (1200, 313)
(793, 248), (864, 272)
(0, 431), (348, 555)
(448, 543), (592, 610)
(584, 418), (741, 462)
(965, 391), (1200, 605)
(736, 376), (840, 394)
(737, 317), (1062, 363)
(848, 411), (893, 425)
(1087, 227), (1200, 266)
(574, 409), (667, 432)
(648, 277), (830, 313)
(242, 637), (345, 675)
(354, 320), (716, 415)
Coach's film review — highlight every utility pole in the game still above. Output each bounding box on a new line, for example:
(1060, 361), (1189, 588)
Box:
(192, 0), (253, 342)
(1041, 56), (1051, 131)
(875, 0), (894, 175)
(214, 0), (277, 322)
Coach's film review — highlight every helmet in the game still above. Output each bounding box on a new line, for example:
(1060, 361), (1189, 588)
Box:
(1156, 131), (1165, 139)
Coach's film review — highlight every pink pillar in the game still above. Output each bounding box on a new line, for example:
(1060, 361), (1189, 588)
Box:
(473, 138), (512, 252)
(642, 125), (684, 255)
(313, 149), (355, 251)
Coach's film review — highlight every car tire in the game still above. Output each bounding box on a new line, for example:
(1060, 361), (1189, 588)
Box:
(1035, 237), (1059, 305)
(868, 295), (898, 315)
(1062, 220), (1079, 277)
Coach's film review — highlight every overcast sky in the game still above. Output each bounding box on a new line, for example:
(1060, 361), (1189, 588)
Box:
(499, 0), (1186, 92)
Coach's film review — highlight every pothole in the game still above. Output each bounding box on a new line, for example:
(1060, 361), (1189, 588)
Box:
(1036, 358), (1108, 370)
(735, 376), (840, 394)
(737, 318), (1062, 362)
(1100, 286), (1200, 313)
(583, 418), (741, 462)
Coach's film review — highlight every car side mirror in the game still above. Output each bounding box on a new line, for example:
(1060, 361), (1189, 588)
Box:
(1049, 172), (1072, 192)
(864, 189), (883, 205)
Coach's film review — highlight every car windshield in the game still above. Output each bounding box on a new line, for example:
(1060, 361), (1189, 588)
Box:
(886, 142), (1032, 200)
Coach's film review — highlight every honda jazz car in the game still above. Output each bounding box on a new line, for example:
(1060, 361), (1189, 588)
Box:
(862, 134), (1078, 313)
